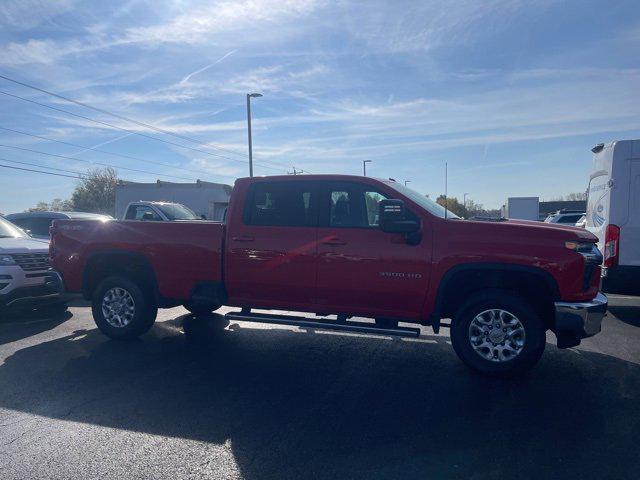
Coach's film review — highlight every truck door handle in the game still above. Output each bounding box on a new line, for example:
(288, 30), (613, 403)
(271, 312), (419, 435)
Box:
(322, 238), (346, 246)
(232, 235), (254, 242)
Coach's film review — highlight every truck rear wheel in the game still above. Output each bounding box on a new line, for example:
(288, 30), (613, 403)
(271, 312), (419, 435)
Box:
(92, 276), (157, 340)
(450, 290), (546, 377)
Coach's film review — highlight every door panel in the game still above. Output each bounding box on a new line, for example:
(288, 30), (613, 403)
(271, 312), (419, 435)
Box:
(316, 182), (431, 319)
(225, 181), (319, 309)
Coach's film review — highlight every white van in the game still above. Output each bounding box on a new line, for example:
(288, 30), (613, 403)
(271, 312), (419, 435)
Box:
(585, 139), (640, 294)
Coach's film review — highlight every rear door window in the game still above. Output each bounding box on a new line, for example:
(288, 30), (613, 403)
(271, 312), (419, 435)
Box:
(243, 182), (318, 227)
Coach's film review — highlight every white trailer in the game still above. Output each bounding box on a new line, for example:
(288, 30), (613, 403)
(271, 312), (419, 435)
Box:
(115, 180), (232, 221)
(502, 197), (539, 221)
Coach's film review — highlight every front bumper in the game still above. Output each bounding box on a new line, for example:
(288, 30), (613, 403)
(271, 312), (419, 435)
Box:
(0, 270), (64, 308)
(554, 292), (607, 348)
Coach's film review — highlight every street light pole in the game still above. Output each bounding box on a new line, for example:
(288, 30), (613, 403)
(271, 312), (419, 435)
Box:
(363, 160), (372, 176)
(463, 192), (469, 218)
(404, 180), (411, 187)
(246, 93), (262, 177)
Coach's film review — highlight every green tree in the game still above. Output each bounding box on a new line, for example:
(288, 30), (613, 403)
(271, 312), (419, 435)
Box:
(70, 167), (118, 216)
(27, 198), (72, 212)
(435, 195), (465, 217)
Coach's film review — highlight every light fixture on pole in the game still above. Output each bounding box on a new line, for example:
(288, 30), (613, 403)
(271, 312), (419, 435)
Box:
(363, 159), (372, 176)
(404, 180), (411, 187)
(246, 93), (262, 177)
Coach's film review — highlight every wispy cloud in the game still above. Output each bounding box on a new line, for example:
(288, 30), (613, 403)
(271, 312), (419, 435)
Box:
(1, 0), (639, 213)
(179, 49), (238, 85)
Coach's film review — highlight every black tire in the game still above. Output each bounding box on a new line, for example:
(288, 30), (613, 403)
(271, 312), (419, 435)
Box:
(91, 276), (157, 340)
(182, 303), (222, 316)
(450, 290), (546, 377)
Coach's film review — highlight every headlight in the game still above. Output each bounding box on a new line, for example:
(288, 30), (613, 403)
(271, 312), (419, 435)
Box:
(0, 255), (16, 266)
(565, 241), (603, 266)
(565, 241), (595, 253)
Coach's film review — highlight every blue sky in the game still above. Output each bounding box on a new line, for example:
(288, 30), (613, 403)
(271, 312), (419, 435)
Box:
(0, 0), (639, 213)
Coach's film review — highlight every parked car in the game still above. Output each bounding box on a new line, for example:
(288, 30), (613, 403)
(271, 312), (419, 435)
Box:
(543, 210), (585, 225)
(0, 216), (64, 312)
(575, 215), (587, 228)
(5, 211), (113, 240)
(122, 201), (205, 221)
(585, 140), (640, 294)
(51, 175), (606, 377)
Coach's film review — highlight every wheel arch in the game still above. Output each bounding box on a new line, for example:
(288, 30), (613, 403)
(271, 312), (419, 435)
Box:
(82, 250), (159, 302)
(430, 263), (560, 331)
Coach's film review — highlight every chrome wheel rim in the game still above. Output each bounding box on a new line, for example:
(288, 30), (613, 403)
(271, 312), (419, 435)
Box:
(102, 287), (135, 328)
(468, 309), (526, 362)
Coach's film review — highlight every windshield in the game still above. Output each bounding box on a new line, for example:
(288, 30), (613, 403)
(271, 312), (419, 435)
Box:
(155, 203), (200, 221)
(384, 182), (460, 219)
(0, 216), (28, 238)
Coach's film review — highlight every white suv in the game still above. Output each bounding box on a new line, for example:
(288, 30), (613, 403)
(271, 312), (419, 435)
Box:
(543, 210), (585, 226)
(0, 216), (64, 311)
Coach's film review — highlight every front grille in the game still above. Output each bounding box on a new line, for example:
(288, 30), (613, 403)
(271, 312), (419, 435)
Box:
(582, 246), (603, 291)
(11, 253), (51, 271)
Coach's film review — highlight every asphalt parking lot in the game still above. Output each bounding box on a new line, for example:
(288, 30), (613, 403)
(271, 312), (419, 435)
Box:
(1, 296), (639, 480)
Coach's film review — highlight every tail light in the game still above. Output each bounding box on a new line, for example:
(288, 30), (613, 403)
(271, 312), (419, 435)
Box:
(603, 224), (620, 268)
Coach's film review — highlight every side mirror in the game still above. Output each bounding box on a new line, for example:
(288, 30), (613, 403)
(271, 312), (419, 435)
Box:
(141, 211), (155, 221)
(379, 199), (420, 234)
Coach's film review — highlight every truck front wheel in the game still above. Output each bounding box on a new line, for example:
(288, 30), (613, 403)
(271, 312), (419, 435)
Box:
(92, 276), (157, 340)
(450, 290), (546, 377)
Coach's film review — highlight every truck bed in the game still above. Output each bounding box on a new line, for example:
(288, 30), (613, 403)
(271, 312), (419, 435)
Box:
(51, 219), (225, 301)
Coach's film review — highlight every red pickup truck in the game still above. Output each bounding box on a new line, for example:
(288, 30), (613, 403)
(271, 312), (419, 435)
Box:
(51, 175), (607, 376)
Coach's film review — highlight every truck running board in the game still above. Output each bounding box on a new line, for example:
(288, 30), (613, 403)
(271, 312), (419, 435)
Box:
(224, 311), (421, 338)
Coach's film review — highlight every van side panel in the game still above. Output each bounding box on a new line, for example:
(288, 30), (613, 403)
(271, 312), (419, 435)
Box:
(620, 159), (640, 266)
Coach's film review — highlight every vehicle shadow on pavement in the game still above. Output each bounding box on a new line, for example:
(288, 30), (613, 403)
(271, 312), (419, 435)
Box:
(607, 305), (640, 328)
(0, 307), (71, 346)
(1, 313), (639, 479)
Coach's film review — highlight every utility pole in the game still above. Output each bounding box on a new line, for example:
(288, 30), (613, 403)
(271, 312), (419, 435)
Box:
(288, 167), (300, 175)
(363, 159), (371, 176)
(246, 93), (262, 177)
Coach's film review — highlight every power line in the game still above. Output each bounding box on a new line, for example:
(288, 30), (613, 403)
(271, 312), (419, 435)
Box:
(0, 143), (197, 181)
(0, 163), (83, 180)
(0, 73), (250, 159)
(0, 89), (285, 173)
(0, 125), (232, 179)
(0, 156), (87, 177)
(0, 73), (307, 173)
